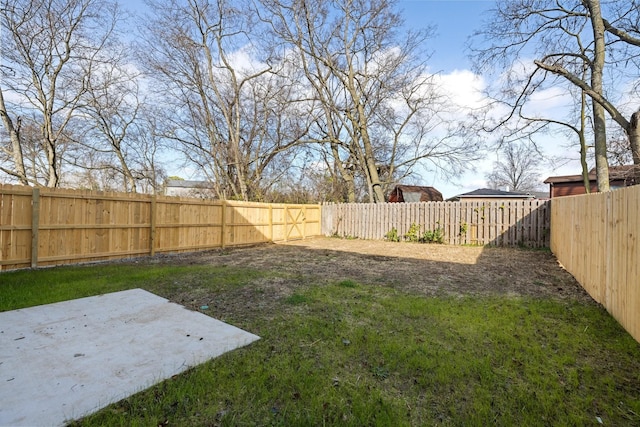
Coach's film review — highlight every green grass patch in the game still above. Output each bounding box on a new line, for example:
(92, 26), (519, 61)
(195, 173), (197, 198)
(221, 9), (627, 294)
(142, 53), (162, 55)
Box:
(0, 263), (263, 312)
(284, 293), (311, 305)
(2, 265), (639, 426)
(337, 279), (358, 288)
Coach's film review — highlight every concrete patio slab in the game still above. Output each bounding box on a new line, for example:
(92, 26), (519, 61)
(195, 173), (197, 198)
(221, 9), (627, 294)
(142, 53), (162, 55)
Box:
(0, 289), (260, 426)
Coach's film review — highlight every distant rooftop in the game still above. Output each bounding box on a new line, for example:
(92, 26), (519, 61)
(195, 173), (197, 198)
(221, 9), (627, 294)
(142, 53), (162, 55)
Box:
(544, 165), (639, 184)
(447, 188), (534, 201)
(165, 180), (212, 188)
(388, 185), (443, 202)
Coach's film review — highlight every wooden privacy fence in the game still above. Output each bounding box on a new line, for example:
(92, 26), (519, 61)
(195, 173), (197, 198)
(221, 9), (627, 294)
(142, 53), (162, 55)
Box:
(551, 185), (640, 343)
(0, 184), (321, 271)
(322, 200), (550, 247)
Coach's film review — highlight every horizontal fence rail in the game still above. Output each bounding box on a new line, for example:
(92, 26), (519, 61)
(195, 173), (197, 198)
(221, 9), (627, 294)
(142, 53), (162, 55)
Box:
(551, 185), (640, 344)
(0, 184), (321, 271)
(322, 200), (550, 247)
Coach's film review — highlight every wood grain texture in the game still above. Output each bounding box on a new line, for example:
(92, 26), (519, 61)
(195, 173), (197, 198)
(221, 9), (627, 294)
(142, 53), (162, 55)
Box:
(0, 185), (321, 270)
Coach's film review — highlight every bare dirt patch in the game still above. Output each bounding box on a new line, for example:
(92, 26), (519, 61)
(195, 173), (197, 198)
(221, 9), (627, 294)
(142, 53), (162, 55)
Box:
(142, 237), (594, 319)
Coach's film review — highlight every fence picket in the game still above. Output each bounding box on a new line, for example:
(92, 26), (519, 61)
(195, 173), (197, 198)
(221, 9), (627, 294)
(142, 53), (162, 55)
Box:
(0, 184), (321, 270)
(322, 199), (550, 247)
(551, 185), (640, 344)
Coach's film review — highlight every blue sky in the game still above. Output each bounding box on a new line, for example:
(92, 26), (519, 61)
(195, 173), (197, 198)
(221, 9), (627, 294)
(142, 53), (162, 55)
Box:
(399, 1), (502, 197)
(129, 0), (493, 73)
(399, 0), (494, 73)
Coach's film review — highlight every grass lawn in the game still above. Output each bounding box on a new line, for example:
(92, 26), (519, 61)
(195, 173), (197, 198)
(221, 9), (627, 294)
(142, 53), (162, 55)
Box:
(1, 246), (640, 426)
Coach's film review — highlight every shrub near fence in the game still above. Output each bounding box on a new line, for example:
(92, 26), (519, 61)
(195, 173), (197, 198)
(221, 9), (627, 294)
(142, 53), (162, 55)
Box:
(551, 185), (640, 343)
(322, 200), (550, 247)
(0, 184), (321, 271)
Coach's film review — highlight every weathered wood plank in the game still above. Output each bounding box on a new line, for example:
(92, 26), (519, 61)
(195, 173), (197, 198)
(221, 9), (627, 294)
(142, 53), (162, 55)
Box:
(318, 200), (550, 247)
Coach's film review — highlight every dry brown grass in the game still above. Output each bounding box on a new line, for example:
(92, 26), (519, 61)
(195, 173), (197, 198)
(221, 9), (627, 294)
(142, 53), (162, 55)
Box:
(145, 237), (595, 323)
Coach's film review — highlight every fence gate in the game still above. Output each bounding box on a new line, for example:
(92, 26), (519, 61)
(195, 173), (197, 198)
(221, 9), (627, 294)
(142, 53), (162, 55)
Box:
(286, 206), (305, 240)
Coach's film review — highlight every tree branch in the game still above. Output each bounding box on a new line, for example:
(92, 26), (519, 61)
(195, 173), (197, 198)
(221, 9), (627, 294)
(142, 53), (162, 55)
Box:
(533, 59), (631, 130)
(603, 18), (640, 46)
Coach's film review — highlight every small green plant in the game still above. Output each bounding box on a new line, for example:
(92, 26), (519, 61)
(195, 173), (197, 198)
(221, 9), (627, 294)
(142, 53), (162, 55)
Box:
(371, 365), (390, 380)
(404, 223), (421, 242)
(385, 227), (400, 242)
(459, 222), (468, 236)
(422, 227), (445, 244)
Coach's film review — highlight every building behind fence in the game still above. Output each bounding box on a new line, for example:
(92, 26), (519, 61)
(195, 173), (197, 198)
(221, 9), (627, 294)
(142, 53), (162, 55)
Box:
(0, 184), (321, 271)
(322, 200), (550, 247)
(551, 185), (640, 343)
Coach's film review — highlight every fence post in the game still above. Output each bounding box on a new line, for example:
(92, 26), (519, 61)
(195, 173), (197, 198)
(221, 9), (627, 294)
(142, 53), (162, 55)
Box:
(284, 205), (288, 241)
(605, 191), (613, 308)
(150, 196), (156, 256)
(268, 204), (273, 242)
(302, 205), (307, 239)
(221, 200), (227, 249)
(31, 188), (40, 268)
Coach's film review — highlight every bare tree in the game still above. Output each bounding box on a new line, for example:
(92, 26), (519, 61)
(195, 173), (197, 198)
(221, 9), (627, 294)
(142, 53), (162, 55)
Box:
(261, 0), (480, 203)
(472, 0), (640, 191)
(492, 67), (593, 193)
(130, 108), (169, 195)
(486, 142), (543, 192)
(0, 0), (124, 187)
(65, 101), (168, 193)
(139, 0), (307, 201)
(79, 58), (144, 192)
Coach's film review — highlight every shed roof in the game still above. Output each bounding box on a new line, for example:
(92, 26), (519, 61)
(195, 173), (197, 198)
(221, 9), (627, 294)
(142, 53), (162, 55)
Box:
(544, 165), (638, 184)
(388, 185), (443, 202)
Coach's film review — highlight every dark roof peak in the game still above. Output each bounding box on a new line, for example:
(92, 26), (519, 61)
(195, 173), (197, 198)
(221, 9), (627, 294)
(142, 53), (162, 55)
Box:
(462, 188), (530, 197)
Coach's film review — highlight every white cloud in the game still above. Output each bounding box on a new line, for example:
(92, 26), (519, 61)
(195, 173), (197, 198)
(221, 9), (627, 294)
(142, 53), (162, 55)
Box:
(414, 67), (592, 198)
(526, 86), (573, 115)
(434, 69), (488, 109)
(226, 45), (266, 73)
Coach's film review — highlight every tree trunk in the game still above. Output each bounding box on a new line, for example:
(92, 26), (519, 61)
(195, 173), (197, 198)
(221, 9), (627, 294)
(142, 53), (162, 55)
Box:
(366, 160), (385, 202)
(579, 131), (591, 193)
(331, 144), (356, 203)
(44, 134), (60, 188)
(0, 90), (29, 185)
(113, 148), (137, 193)
(586, 0), (610, 192)
(579, 90), (591, 193)
(233, 145), (249, 201)
(629, 111), (640, 165)
(629, 110), (640, 182)
(356, 104), (385, 203)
